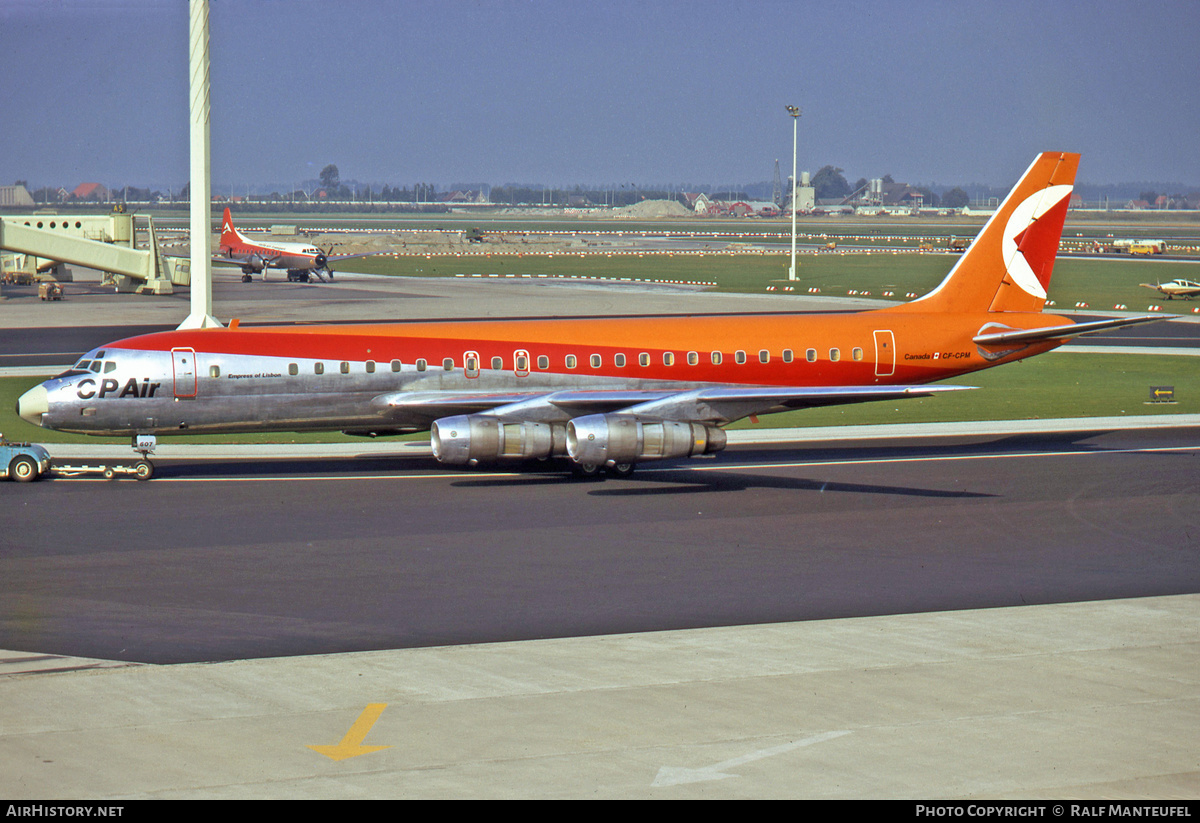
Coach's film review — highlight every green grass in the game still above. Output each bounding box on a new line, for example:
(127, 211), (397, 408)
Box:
(730, 351), (1200, 429)
(344, 249), (1200, 315)
(4, 352), (1195, 445)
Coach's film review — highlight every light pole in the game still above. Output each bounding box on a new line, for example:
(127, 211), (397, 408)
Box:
(786, 105), (801, 281)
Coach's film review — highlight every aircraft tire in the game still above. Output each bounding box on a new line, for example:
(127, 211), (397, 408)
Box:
(606, 462), (635, 478)
(569, 461), (603, 479)
(134, 460), (154, 481)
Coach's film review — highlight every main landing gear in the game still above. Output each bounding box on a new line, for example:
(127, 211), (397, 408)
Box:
(568, 461), (635, 479)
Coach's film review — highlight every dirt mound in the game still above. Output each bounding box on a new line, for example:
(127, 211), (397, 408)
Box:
(611, 199), (693, 219)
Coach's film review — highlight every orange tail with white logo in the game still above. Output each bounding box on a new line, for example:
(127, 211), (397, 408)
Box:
(219, 207), (242, 249)
(888, 152), (1080, 315)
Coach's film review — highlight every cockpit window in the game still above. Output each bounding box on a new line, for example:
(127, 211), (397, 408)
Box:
(103, 361), (117, 373)
(89, 361), (102, 373)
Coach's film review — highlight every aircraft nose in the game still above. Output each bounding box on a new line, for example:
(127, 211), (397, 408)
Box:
(16, 384), (48, 427)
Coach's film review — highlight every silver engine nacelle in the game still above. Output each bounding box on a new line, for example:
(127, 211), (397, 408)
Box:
(430, 414), (567, 466)
(566, 414), (727, 467)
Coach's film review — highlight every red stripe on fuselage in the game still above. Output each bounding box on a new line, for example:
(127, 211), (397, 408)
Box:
(103, 311), (1066, 388)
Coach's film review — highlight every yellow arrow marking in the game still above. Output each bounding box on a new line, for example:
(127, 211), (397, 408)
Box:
(307, 703), (392, 761)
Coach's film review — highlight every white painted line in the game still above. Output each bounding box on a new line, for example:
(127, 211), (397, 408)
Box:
(86, 443), (1199, 484)
(653, 731), (851, 786)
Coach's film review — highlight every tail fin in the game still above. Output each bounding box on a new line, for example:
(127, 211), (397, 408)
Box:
(219, 207), (240, 248)
(892, 152), (1079, 314)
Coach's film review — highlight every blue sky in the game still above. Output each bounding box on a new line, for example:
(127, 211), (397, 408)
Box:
(2, 0), (1198, 191)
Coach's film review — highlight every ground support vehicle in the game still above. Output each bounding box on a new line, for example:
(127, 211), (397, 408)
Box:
(1, 437), (52, 482)
(45, 434), (157, 481)
(50, 459), (154, 480)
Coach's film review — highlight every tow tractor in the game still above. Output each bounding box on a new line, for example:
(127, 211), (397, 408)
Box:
(1, 434), (52, 482)
(47, 435), (157, 481)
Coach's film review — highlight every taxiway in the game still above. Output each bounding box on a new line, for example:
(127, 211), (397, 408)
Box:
(1, 265), (1197, 799)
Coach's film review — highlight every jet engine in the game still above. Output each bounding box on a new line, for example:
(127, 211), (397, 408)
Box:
(566, 414), (726, 467)
(430, 414), (568, 466)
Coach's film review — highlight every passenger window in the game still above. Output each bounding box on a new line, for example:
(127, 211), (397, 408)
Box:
(782, 349), (793, 363)
(209, 365), (220, 378)
(806, 348), (817, 363)
(416, 359), (427, 372)
(758, 350), (770, 364)
(735, 350), (747, 365)
(590, 354), (602, 368)
(340, 361), (350, 374)
(566, 355), (577, 369)
(537, 355), (549, 370)
(366, 360), (376, 373)
(663, 352), (675, 366)
(492, 356), (503, 370)
(638, 353), (650, 367)
(289, 363), (298, 376)
(852, 347), (864, 361)
(515, 353), (529, 373)
(391, 359), (402, 372)
(711, 351), (723, 365)
(443, 358), (454, 371)
(830, 348), (841, 362)
(687, 351), (698, 366)
(315, 362), (324, 375)
(615, 353), (626, 367)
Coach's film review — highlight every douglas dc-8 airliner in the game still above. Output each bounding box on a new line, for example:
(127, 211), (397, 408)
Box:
(16, 153), (1165, 478)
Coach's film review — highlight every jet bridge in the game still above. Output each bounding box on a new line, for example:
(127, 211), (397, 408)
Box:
(0, 212), (189, 296)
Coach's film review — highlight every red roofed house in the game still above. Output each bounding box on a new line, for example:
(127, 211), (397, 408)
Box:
(72, 182), (110, 202)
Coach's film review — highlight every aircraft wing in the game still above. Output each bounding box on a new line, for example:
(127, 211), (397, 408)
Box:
(375, 384), (972, 425)
(973, 315), (1168, 347)
(373, 389), (676, 420)
(325, 251), (384, 263)
(211, 254), (282, 267)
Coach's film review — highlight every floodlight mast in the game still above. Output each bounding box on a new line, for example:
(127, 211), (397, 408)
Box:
(786, 105), (801, 282)
(181, 0), (222, 329)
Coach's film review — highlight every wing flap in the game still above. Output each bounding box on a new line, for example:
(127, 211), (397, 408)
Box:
(623, 384), (973, 423)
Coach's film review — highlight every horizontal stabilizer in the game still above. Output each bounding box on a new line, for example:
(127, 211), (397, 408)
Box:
(973, 315), (1168, 347)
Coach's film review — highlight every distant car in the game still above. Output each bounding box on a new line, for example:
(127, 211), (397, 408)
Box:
(0, 435), (51, 482)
